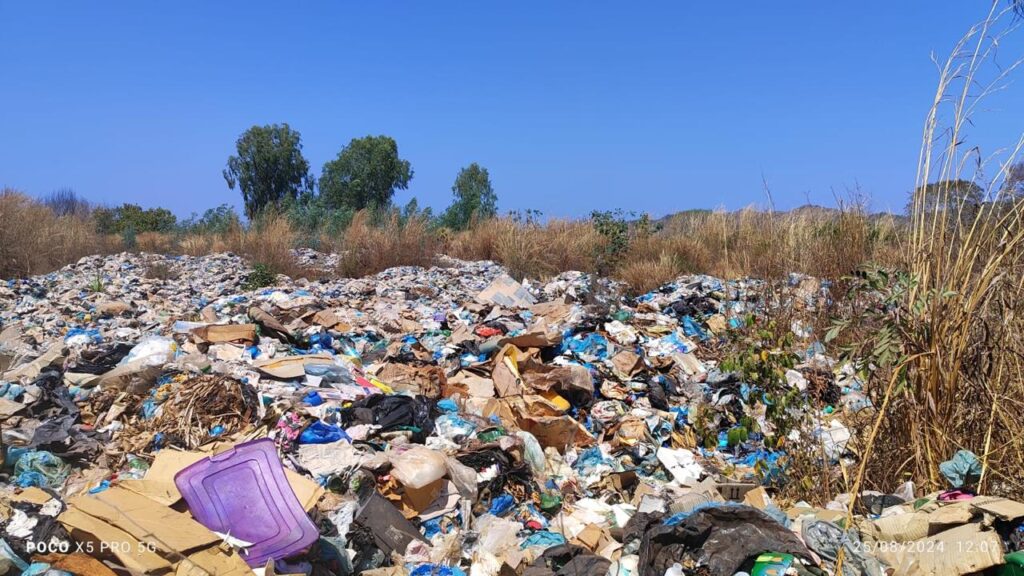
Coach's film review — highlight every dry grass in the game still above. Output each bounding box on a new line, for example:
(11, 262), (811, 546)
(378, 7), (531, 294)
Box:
(0, 189), (899, 294)
(447, 218), (606, 280)
(330, 210), (440, 278)
(660, 207), (902, 280)
(446, 208), (897, 292)
(838, 6), (1024, 534)
(0, 189), (121, 278)
(224, 211), (309, 279)
(136, 231), (179, 254)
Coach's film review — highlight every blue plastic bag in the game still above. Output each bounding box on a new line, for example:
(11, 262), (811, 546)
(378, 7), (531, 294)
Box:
(299, 421), (350, 444)
(939, 450), (982, 488)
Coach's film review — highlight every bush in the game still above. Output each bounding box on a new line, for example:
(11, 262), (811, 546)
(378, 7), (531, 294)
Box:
(243, 263), (277, 290)
(93, 203), (177, 235)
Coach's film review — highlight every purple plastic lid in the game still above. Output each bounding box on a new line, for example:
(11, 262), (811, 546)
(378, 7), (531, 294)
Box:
(174, 438), (319, 567)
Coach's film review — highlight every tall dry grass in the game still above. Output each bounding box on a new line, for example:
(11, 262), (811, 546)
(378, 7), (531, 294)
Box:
(445, 208), (896, 293)
(447, 218), (606, 280)
(224, 212), (307, 279)
(1, 186), (901, 296)
(0, 189), (121, 278)
(330, 210), (440, 278)
(660, 206), (902, 280)
(841, 5), (1024, 529)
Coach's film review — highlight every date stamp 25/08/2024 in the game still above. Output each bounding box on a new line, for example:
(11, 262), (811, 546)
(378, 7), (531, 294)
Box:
(856, 539), (1002, 554)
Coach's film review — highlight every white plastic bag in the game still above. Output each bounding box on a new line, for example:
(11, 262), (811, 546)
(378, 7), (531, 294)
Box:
(656, 447), (703, 486)
(515, 431), (546, 476)
(121, 335), (177, 366)
(389, 446), (446, 489)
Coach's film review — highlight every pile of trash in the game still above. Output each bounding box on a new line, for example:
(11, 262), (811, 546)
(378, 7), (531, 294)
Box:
(0, 252), (1020, 576)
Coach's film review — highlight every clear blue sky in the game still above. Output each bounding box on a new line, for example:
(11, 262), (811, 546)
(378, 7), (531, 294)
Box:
(3, 2), (1023, 218)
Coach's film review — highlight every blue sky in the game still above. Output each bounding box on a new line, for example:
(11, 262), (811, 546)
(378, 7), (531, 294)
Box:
(3, 2), (1023, 218)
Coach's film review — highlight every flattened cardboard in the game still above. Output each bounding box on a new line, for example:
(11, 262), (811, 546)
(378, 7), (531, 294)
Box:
(311, 309), (341, 329)
(68, 486), (220, 553)
(742, 486), (771, 510)
(58, 506), (173, 574)
(873, 522), (1004, 576)
(970, 496), (1024, 520)
(518, 414), (594, 451)
(190, 324), (257, 345)
(176, 545), (253, 575)
(529, 299), (573, 325)
(611, 350), (643, 377)
(12, 487), (54, 505)
(3, 345), (64, 381)
(34, 552), (119, 576)
(253, 353), (336, 379)
(0, 397), (25, 420)
(403, 479), (461, 521)
(445, 371), (495, 399)
(862, 512), (930, 543)
(501, 318), (562, 348)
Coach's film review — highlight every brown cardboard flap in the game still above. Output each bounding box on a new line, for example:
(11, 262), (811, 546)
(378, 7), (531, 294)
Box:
(67, 487), (219, 553)
(190, 324), (257, 345)
(253, 353), (336, 379)
(873, 523), (1004, 576)
(58, 507), (173, 574)
(970, 496), (1024, 520)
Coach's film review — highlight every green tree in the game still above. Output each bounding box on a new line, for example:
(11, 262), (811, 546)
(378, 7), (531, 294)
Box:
(223, 124), (313, 218)
(319, 135), (413, 211)
(93, 203), (177, 234)
(907, 179), (984, 216)
(441, 163), (497, 230)
(1002, 161), (1024, 199)
(401, 197), (433, 224)
(182, 204), (241, 235)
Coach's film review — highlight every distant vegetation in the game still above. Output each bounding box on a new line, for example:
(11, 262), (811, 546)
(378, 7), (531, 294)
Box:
(1, 119), (1021, 299)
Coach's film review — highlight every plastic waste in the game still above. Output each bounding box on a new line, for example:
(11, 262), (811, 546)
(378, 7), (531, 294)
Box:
(64, 327), (101, 347)
(434, 413), (477, 441)
(657, 447), (703, 485)
(175, 438), (319, 567)
(13, 450), (70, 489)
(305, 362), (351, 384)
(390, 446), (447, 489)
(940, 449), (982, 488)
(516, 431), (547, 476)
(299, 421), (349, 444)
(121, 335), (177, 366)
(0, 539), (29, 575)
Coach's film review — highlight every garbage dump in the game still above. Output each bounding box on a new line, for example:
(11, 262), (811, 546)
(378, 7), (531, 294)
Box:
(0, 251), (1021, 575)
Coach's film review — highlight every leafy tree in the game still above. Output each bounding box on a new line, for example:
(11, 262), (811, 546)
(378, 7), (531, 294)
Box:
(441, 163), (497, 230)
(906, 179), (984, 216)
(224, 124), (313, 218)
(319, 135), (413, 211)
(93, 203), (177, 234)
(182, 204), (241, 235)
(1002, 161), (1024, 199)
(401, 197), (433, 224)
(282, 194), (353, 246)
